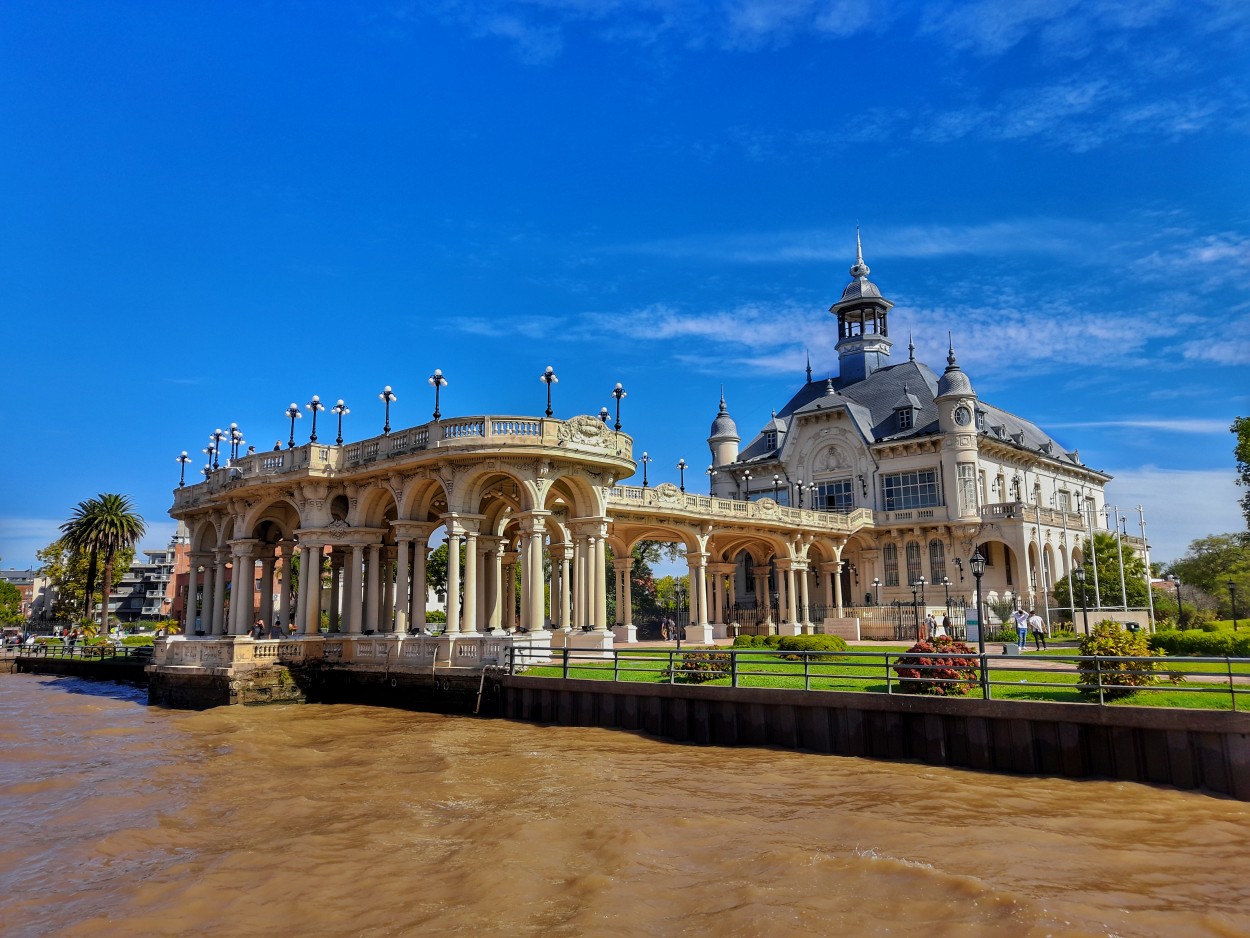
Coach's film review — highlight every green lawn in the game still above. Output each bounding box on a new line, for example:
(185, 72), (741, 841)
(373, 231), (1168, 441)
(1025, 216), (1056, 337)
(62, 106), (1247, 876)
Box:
(519, 647), (1249, 711)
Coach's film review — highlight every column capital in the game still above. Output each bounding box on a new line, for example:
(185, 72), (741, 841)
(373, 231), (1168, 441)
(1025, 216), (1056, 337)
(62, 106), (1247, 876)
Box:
(514, 509), (552, 535)
(440, 512), (484, 537)
(612, 556), (635, 572)
(392, 520), (439, 542)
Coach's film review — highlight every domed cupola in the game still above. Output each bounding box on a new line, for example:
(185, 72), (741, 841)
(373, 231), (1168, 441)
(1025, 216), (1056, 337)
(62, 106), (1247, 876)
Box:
(830, 228), (894, 384)
(935, 336), (975, 400)
(708, 390), (740, 467)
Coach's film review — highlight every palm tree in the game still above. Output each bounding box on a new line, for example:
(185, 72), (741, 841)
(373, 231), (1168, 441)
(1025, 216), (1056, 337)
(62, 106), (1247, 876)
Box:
(60, 494), (146, 632)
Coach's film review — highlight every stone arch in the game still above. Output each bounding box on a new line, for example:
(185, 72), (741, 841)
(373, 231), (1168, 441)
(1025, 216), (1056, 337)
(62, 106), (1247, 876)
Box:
(355, 482), (400, 529)
(398, 477), (450, 523)
(241, 496), (301, 541)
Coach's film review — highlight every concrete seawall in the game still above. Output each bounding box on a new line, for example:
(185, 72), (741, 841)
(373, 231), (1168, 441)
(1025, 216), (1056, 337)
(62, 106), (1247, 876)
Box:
(500, 676), (1250, 800)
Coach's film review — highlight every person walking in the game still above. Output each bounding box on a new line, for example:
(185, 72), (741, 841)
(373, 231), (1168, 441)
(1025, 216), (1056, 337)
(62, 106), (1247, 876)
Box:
(1028, 609), (1047, 650)
(1013, 607), (1029, 650)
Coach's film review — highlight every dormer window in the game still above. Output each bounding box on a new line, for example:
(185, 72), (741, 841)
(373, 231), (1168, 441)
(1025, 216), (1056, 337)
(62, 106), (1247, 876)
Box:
(764, 430), (778, 449)
(896, 408), (913, 430)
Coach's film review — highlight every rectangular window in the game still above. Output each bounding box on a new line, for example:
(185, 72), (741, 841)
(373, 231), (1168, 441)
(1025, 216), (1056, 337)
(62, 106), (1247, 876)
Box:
(905, 541), (922, 584)
(928, 539), (946, 582)
(881, 469), (940, 511)
(815, 479), (853, 510)
(1058, 491), (1071, 513)
(896, 409), (913, 430)
(764, 430), (778, 449)
(957, 463), (977, 513)
(883, 544), (899, 587)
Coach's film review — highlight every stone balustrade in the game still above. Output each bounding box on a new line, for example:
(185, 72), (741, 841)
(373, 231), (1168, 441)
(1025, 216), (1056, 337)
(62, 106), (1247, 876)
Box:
(608, 485), (871, 534)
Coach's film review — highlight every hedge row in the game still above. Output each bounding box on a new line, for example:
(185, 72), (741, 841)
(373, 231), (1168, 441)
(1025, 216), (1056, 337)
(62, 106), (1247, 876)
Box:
(1149, 629), (1250, 658)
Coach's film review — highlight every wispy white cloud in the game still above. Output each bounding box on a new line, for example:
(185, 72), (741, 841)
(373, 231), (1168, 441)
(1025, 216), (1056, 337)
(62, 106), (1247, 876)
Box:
(1047, 419), (1233, 434)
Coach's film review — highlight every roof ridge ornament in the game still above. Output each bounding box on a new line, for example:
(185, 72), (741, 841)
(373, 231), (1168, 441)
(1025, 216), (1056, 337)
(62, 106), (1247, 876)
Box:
(947, 331), (958, 369)
(805, 350), (812, 383)
(908, 331), (915, 362)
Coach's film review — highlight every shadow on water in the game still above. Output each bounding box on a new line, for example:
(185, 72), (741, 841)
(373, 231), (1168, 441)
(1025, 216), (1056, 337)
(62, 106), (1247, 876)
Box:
(36, 676), (149, 705)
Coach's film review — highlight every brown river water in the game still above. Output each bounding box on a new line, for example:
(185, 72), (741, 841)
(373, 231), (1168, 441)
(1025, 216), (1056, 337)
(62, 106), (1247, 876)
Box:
(2, 674), (1249, 938)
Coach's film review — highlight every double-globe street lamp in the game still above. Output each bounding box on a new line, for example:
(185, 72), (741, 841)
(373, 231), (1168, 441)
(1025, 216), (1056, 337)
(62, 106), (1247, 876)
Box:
(677, 459), (688, 493)
(540, 366), (558, 417)
(379, 386), (397, 436)
(176, 451), (191, 487)
(306, 396), (325, 442)
(332, 399), (350, 446)
(611, 382), (626, 431)
(428, 368), (448, 420)
(640, 452), (652, 487)
(872, 577), (881, 605)
(285, 403), (302, 449)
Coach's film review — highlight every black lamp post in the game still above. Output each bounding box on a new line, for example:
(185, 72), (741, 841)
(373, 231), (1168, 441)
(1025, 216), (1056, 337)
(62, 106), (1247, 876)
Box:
(1167, 574), (1184, 628)
(379, 386), (396, 435)
(910, 582), (921, 635)
(598, 407), (609, 424)
(611, 382), (626, 431)
(706, 465), (716, 494)
(211, 428), (226, 468)
(540, 365), (558, 418)
(202, 440), (216, 471)
(952, 557), (964, 582)
(1074, 566), (1090, 634)
(229, 424), (245, 462)
(640, 451), (651, 487)
(917, 575), (927, 606)
(332, 399), (350, 446)
(795, 479), (804, 508)
(677, 458), (688, 493)
(306, 395), (324, 442)
(428, 368), (447, 420)
(809, 482), (818, 509)
(177, 451), (191, 487)
(742, 469), (752, 500)
(941, 575), (951, 607)
(872, 577), (881, 605)
(285, 403), (302, 449)
(772, 474), (781, 501)
(1230, 581), (1239, 632)
(970, 549), (987, 692)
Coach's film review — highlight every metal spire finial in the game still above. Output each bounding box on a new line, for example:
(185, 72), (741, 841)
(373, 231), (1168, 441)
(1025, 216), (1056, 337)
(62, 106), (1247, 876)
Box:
(908, 331), (916, 362)
(947, 331), (958, 367)
(805, 350), (812, 382)
(850, 226), (870, 279)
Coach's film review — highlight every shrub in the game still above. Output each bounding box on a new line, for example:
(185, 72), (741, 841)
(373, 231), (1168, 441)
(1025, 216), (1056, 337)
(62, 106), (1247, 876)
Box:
(1149, 629), (1250, 658)
(1078, 620), (1172, 700)
(763, 634), (783, 648)
(667, 648), (731, 683)
(121, 635), (154, 646)
(985, 626), (1018, 643)
(776, 634), (849, 660)
(732, 634), (764, 647)
(892, 637), (980, 696)
(424, 610), (448, 624)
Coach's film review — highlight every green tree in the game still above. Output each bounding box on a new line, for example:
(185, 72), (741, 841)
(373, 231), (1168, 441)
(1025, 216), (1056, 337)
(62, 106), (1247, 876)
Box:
(1052, 531), (1149, 608)
(1166, 533), (1250, 618)
(0, 581), (23, 624)
(1233, 416), (1250, 531)
(37, 537), (135, 620)
(59, 494), (146, 632)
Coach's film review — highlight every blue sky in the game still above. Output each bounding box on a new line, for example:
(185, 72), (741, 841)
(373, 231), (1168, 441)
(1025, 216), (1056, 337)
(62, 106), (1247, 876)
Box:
(1, 0), (1246, 570)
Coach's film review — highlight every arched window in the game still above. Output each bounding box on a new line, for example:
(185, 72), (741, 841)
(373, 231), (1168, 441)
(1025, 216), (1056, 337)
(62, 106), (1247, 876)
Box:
(905, 541), (922, 584)
(928, 539), (946, 582)
(883, 544), (899, 587)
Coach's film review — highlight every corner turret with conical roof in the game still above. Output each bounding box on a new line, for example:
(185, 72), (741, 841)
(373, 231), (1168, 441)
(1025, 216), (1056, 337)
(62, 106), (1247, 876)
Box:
(830, 229), (894, 384)
(707, 389), (740, 467)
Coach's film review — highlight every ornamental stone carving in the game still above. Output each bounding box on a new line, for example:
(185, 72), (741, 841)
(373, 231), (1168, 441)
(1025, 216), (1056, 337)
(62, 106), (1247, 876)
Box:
(557, 415), (612, 448)
(653, 482), (682, 503)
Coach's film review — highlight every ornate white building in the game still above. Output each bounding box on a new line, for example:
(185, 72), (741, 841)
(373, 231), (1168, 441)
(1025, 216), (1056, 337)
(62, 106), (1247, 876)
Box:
(708, 234), (1136, 625)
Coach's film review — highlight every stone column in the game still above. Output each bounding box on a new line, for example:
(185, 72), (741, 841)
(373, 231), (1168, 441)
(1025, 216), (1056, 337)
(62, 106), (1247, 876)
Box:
(304, 545), (322, 635)
(573, 534), (587, 629)
(834, 561), (845, 617)
(446, 531), (461, 635)
(365, 544), (381, 633)
(528, 522), (546, 631)
(559, 545), (573, 631)
(485, 538), (503, 631)
(212, 550), (229, 635)
(394, 538), (412, 633)
(186, 554), (204, 634)
(593, 530), (608, 631)
(461, 530), (478, 634)
(798, 566), (812, 633)
(613, 557), (634, 627)
(685, 552), (714, 643)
